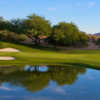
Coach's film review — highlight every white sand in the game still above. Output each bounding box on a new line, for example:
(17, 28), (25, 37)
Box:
(0, 48), (20, 52)
(0, 57), (15, 60)
(0, 48), (20, 60)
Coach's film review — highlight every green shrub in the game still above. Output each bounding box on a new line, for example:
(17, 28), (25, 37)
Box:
(0, 30), (28, 43)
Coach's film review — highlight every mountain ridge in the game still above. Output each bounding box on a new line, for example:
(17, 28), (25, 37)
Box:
(94, 33), (100, 36)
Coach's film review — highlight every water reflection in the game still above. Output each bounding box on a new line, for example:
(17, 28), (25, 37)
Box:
(0, 65), (86, 93)
(24, 65), (49, 72)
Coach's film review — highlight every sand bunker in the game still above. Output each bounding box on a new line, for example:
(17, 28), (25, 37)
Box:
(0, 48), (19, 60)
(0, 48), (20, 52)
(0, 57), (15, 60)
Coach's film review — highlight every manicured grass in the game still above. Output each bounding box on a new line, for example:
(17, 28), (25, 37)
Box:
(0, 41), (100, 69)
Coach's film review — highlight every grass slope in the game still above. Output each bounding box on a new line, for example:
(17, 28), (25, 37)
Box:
(0, 41), (100, 69)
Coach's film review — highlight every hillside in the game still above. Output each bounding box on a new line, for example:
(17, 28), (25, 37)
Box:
(94, 33), (100, 36)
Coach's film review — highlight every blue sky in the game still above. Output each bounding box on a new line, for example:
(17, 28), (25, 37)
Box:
(0, 0), (100, 34)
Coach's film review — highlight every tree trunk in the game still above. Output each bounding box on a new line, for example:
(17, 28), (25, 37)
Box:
(28, 35), (40, 46)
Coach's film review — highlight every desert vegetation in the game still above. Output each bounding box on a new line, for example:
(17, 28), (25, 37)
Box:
(0, 14), (88, 47)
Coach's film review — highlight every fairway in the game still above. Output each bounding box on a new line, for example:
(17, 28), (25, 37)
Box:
(0, 41), (100, 69)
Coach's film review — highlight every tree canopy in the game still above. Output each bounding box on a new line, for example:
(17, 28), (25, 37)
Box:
(24, 14), (51, 45)
(49, 22), (88, 46)
(0, 14), (88, 47)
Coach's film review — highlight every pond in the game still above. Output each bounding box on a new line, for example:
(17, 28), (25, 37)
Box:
(0, 65), (100, 100)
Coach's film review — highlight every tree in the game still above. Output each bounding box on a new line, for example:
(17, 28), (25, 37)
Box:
(8, 19), (26, 34)
(24, 14), (51, 45)
(78, 32), (88, 46)
(0, 17), (4, 22)
(49, 22), (80, 46)
(96, 38), (100, 45)
(49, 22), (88, 47)
(0, 17), (6, 30)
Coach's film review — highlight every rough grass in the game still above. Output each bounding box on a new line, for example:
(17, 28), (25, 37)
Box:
(0, 41), (100, 69)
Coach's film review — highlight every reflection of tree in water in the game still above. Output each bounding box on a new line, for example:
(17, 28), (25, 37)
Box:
(50, 65), (86, 85)
(0, 71), (50, 92)
(0, 65), (86, 92)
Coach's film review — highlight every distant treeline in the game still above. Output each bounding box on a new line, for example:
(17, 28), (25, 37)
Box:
(0, 14), (88, 47)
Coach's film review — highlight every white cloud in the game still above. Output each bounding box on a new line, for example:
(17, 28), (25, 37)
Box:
(50, 87), (67, 95)
(0, 86), (16, 91)
(48, 8), (56, 11)
(55, 87), (66, 95)
(75, 1), (96, 8)
(88, 1), (96, 8)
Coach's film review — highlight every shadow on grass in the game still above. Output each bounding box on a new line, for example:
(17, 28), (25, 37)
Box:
(0, 40), (60, 52)
(1, 40), (100, 54)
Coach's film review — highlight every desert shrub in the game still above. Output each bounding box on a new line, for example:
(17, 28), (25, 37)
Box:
(96, 38), (100, 45)
(48, 22), (88, 47)
(0, 30), (28, 43)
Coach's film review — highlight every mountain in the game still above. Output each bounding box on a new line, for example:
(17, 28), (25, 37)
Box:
(94, 33), (100, 36)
